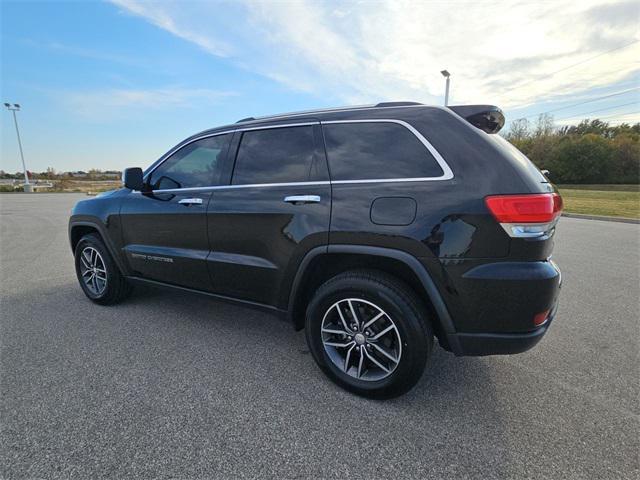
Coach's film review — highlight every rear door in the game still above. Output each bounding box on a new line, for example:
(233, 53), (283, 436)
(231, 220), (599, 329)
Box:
(120, 133), (232, 290)
(206, 123), (331, 307)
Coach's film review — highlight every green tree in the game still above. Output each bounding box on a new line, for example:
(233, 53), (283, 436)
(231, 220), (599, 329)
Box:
(611, 134), (640, 184)
(551, 134), (614, 183)
(505, 116), (639, 184)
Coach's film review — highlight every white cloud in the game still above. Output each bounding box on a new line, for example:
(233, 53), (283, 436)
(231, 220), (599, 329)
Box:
(109, 0), (640, 109)
(110, 0), (233, 57)
(61, 87), (236, 119)
(556, 110), (640, 125)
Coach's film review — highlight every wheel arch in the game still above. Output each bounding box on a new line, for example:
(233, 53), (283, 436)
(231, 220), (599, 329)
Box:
(287, 245), (459, 350)
(69, 220), (127, 275)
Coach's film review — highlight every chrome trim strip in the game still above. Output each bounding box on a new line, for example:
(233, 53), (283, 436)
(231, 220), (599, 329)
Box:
(134, 181), (331, 195)
(237, 121), (319, 131)
(135, 174), (446, 194)
(322, 119), (454, 181)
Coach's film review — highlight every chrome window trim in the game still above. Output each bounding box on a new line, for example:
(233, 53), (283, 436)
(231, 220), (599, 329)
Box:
(138, 117), (454, 194)
(237, 121), (320, 132)
(133, 181), (331, 195)
(321, 119), (453, 182)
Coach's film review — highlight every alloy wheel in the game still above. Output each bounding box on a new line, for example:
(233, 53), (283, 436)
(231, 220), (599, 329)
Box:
(79, 246), (107, 296)
(321, 298), (402, 381)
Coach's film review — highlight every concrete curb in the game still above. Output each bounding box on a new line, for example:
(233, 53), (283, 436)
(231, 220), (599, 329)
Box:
(562, 212), (639, 224)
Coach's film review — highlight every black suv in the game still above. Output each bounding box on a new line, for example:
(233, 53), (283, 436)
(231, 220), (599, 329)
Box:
(69, 102), (562, 398)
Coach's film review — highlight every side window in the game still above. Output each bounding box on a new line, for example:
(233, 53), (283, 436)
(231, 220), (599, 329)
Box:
(232, 126), (315, 185)
(323, 122), (444, 181)
(149, 134), (231, 190)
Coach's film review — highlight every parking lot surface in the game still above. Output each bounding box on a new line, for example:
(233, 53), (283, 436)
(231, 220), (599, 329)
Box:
(1, 193), (638, 479)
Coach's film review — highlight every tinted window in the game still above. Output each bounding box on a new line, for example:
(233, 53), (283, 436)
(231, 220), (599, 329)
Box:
(232, 126), (315, 184)
(323, 122), (444, 180)
(150, 134), (231, 189)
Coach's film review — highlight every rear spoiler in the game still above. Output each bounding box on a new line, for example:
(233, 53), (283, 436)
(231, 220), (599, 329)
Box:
(448, 105), (505, 134)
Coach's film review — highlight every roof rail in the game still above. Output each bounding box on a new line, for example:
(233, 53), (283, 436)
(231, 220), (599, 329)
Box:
(235, 104), (374, 124)
(234, 101), (426, 124)
(374, 101), (423, 107)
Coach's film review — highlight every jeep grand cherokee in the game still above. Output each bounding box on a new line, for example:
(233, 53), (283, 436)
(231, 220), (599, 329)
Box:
(69, 102), (562, 398)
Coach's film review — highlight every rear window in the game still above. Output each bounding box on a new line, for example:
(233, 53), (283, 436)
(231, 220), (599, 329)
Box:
(323, 122), (444, 181)
(232, 126), (315, 185)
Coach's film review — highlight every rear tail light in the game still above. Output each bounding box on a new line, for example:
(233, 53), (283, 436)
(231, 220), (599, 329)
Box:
(485, 193), (563, 238)
(533, 309), (551, 327)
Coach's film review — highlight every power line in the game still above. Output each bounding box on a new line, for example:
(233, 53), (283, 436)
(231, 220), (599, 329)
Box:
(503, 39), (639, 94)
(595, 110), (640, 121)
(555, 101), (640, 121)
(516, 87), (640, 120)
(606, 118), (640, 124)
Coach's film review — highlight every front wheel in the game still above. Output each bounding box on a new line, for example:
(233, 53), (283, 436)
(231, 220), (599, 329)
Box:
(305, 270), (433, 399)
(74, 233), (131, 305)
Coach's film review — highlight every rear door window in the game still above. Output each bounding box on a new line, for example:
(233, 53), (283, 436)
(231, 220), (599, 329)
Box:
(232, 126), (316, 185)
(322, 122), (444, 181)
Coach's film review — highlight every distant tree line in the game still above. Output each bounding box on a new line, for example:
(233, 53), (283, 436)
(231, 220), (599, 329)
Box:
(0, 168), (121, 181)
(503, 115), (640, 184)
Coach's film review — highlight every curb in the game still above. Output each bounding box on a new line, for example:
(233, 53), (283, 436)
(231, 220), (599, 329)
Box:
(562, 212), (639, 224)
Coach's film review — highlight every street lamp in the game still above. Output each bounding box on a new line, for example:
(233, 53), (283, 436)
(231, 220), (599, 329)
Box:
(440, 70), (451, 106)
(3, 102), (32, 192)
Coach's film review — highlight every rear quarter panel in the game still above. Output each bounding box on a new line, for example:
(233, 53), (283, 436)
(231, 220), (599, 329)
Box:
(326, 106), (560, 334)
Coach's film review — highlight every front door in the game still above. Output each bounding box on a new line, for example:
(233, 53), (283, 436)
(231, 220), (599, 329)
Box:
(120, 133), (232, 291)
(207, 123), (331, 307)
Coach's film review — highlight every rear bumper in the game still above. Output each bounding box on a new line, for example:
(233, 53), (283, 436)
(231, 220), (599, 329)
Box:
(446, 304), (558, 356)
(442, 259), (561, 356)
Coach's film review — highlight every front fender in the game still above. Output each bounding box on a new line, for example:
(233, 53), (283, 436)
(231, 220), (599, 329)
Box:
(68, 190), (128, 274)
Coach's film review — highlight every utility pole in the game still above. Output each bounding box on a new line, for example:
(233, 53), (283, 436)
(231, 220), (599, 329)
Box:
(440, 70), (451, 106)
(3, 102), (32, 192)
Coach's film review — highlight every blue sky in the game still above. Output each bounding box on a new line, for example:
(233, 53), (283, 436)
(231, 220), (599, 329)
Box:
(1, 0), (639, 173)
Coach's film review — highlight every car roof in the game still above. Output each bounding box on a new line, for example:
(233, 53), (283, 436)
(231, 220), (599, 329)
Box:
(190, 102), (449, 139)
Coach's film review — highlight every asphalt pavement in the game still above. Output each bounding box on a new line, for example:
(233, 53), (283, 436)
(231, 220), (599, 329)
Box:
(1, 193), (638, 479)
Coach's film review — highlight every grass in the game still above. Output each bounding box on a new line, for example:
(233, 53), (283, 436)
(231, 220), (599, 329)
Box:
(558, 188), (640, 219)
(557, 184), (639, 192)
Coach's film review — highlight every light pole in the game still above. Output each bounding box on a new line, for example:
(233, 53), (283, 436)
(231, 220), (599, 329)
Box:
(440, 70), (451, 106)
(3, 102), (32, 192)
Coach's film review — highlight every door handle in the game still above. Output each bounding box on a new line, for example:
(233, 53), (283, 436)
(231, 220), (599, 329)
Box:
(178, 198), (204, 206)
(283, 195), (321, 205)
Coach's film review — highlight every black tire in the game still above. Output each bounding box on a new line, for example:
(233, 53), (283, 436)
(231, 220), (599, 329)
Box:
(74, 233), (132, 305)
(305, 269), (433, 399)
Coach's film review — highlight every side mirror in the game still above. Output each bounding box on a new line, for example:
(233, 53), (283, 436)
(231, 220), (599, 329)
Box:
(122, 167), (144, 190)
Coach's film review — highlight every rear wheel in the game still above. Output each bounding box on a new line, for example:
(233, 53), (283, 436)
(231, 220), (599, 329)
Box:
(305, 270), (433, 399)
(74, 233), (131, 305)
